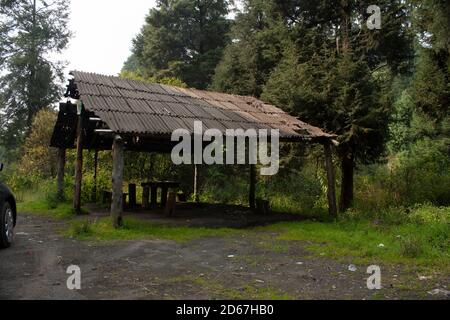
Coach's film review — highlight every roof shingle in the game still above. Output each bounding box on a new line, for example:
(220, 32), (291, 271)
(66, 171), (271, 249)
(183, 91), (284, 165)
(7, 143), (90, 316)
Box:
(69, 71), (333, 140)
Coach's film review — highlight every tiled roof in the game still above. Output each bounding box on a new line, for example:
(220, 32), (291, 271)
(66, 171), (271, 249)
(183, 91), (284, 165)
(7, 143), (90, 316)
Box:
(69, 71), (333, 140)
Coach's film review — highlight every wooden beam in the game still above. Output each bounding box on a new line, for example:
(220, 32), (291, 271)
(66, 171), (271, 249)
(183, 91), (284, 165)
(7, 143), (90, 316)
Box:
(111, 135), (124, 228)
(323, 142), (338, 218)
(73, 113), (83, 214)
(249, 164), (256, 210)
(56, 148), (66, 201)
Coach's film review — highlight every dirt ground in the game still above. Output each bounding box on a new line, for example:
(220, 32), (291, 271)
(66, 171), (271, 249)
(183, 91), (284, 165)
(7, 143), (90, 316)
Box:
(0, 213), (448, 300)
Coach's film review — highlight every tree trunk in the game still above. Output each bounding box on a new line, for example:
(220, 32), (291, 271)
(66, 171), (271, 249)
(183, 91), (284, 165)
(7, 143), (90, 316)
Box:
(56, 148), (66, 201)
(339, 153), (354, 212)
(340, 0), (351, 54)
(111, 135), (124, 228)
(324, 143), (338, 217)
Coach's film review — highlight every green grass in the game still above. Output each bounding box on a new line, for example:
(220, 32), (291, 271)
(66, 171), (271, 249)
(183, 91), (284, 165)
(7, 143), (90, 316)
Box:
(17, 199), (83, 219)
(65, 217), (240, 242)
(18, 192), (450, 271)
(170, 275), (293, 300)
(259, 219), (450, 268)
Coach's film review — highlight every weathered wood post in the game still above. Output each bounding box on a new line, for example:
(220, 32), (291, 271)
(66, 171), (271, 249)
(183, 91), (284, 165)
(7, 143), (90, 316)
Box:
(56, 148), (66, 201)
(128, 184), (137, 208)
(142, 185), (150, 209)
(193, 164), (200, 203)
(111, 135), (124, 228)
(249, 164), (257, 210)
(73, 102), (83, 214)
(323, 141), (338, 218)
(92, 150), (98, 202)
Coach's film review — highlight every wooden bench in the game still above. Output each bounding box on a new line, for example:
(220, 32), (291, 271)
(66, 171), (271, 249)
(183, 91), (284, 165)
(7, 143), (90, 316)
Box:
(141, 181), (180, 209)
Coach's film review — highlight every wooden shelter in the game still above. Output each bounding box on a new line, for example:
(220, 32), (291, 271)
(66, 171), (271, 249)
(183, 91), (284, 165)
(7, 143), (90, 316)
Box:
(51, 71), (338, 226)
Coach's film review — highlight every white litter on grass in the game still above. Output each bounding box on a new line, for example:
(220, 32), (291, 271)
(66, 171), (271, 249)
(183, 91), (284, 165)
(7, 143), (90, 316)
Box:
(255, 279), (265, 283)
(296, 262), (304, 265)
(227, 255), (235, 258)
(419, 275), (433, 281)
(378, 243), (385, 248)
(428, 289), (450, 296)
(348, 264), (357, 272)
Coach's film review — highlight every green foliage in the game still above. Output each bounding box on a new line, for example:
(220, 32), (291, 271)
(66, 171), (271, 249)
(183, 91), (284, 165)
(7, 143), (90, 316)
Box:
(211, 0), (288, 96)
(119, 70), (187, 88)
(263, 213), (449, 266)
(17, 197), (79, 220)
(355, 139), (450, 211)
(16, 108), (58, 179)
(0, 0), (71, 154)
(126, 0), (231, 89)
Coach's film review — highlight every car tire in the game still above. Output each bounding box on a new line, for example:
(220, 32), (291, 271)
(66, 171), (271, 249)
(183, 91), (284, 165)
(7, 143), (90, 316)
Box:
(0, 202), (14, 248)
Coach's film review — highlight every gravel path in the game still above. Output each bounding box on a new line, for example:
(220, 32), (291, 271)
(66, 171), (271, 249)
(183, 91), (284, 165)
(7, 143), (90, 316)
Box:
(0, 213), (448, 300)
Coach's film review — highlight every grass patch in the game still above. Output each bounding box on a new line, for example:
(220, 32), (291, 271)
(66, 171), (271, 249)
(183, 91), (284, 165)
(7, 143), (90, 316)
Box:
(17, 199), (84, 219)
(170, 275), (293, 300)
(259, 219), (450, 268)
(65, 217), (240, 242)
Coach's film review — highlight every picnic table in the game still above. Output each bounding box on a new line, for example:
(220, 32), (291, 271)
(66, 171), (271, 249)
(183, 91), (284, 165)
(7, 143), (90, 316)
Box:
(141, 181), (180, 208)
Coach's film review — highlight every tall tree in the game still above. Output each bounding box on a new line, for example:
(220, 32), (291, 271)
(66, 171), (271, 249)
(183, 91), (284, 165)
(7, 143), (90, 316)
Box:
(0, 0), (71, 155)
(211, 0), (288, 96)
(410, 0), (450, 139)
(216, 0), (414, 211)
(127, 0), (232, 89)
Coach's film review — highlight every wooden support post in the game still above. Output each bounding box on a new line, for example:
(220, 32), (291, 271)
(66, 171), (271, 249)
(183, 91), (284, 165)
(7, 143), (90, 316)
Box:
(249, 164), (256, 210)
(150, 186), (158, 207)
(73, 112), (83, 214)
(193, 164), (200, 203)
(142, 186), (150, 209)
(129, 184), (136, 208)
(165, 192), (177, 216)
(92, 150), (98, 202)
(161, 187), (169, 208)
(56, 148), (66, 201)
(323, 142), (338, 218)
(111, 135), (124, 228)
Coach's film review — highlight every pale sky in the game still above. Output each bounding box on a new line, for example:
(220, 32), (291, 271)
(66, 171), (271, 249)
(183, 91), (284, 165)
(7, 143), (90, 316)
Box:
(61, 0), (157, 77)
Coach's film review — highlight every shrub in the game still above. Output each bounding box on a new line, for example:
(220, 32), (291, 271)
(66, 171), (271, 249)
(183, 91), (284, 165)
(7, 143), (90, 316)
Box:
(400, 236), (423, 258)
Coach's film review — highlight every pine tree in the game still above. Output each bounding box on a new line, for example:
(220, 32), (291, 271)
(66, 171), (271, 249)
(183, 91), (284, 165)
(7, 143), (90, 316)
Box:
(211, 0), (289, 96)
(261, 0), (414, 211)
(410, 0), (449, 138)
(127, 0), (232, 89)
(0, 0), (71, 155)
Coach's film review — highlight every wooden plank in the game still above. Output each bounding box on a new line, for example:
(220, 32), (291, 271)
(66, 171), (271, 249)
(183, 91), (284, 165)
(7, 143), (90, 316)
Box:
(111, 135), (124, 228)
(324, 142), (338, 218)
(73, 113), (83, 213)
(56, 148), (66, 201)
(249, 164), (256, 210)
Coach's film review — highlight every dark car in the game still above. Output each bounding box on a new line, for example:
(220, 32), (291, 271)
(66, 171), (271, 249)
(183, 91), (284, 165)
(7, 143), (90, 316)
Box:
(0, 163), (17, 248)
